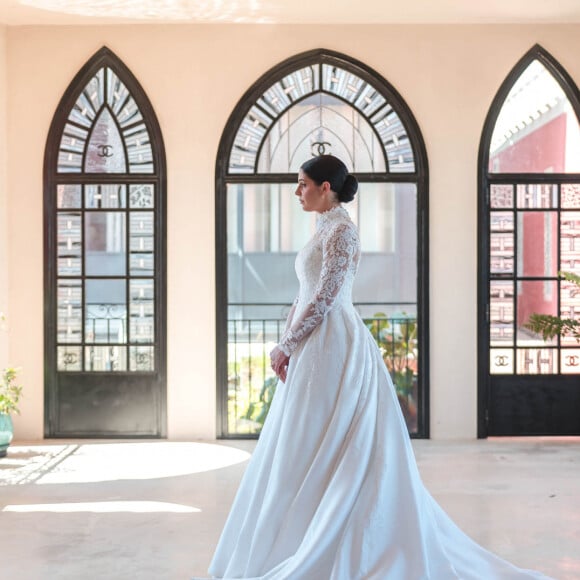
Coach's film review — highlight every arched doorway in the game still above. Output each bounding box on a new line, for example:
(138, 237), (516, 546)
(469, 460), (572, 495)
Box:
(44, 47), (167, 437)
(478, 44), (580, 436)
(216, 49), (429, 437)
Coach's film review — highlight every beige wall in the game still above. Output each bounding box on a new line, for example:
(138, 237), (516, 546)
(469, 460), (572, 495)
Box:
(5, 24), (580, 440)
(0, 25), (8, 370)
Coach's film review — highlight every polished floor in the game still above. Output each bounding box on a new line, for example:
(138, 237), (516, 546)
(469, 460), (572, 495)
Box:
(0, 437), (578, 580)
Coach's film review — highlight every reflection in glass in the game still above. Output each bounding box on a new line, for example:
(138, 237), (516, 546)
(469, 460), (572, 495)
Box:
(560, 212), (580, 275)
(57, 212), (82, 276)
(86, 185), (126, 208)
(561, 349), (580, 373)
(517, 348), (557, 374)
(57, 280), (82, 344)
(490, 281), (514, 345)
(130, 346), (155, 371)
(517, 280), (557, 346)
(57, 184), (82, 208)
(489, 60), (580, 173)
(85, 346), (127, 371)
(256, 93), (387, 173)
(85, 279), (126, 344)
(516, 211), (557, 277)
(57, 66), (154, 174)
(57, 346), (82, 372)
(130, 280), (155, 344)
(130, 212), (154, 275)
(229, 62), (415, 174)
(490, 211), (513, 232)
(516, 184), (557, 208)
(561, 184), (580, 208)
(560, 280), (580, 345)
(490, 348), (514, 374)
(85, 212), (126, 276)
(490, 233), (514, 275)
(85, 108), (127, 173)
(129, 184), (154, 208)
(490, 184), (513, 208)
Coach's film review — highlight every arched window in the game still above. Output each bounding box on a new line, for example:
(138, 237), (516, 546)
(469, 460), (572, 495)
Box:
(216, 49), (429, 438)
(44, 47), (167, 437)
(478, 45), (580, 436)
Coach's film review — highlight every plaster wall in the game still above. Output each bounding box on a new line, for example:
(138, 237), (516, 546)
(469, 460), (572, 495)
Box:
(5, 24), (580, 439)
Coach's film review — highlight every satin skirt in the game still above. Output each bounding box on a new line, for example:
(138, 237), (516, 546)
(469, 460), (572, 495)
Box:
(205, 306), (552, 580)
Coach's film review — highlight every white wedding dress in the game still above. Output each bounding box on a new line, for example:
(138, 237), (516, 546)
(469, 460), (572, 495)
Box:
(204, 206), (551, 580)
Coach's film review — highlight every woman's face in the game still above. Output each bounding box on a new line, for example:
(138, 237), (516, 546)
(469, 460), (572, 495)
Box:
(295, 170), (327, 213)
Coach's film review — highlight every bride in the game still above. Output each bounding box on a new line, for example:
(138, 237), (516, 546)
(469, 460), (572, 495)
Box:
(204, 155), (551, 579)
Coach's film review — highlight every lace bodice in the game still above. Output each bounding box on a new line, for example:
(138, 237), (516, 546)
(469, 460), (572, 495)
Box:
(278, 206), (360, 356)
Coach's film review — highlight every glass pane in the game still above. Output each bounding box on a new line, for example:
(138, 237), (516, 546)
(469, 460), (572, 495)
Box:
(85, 212), (126, 276)
(561, 349), (580, 374)
(517, 280), (558, 346)
(516, 211), (557, 277)
(85, 279), (126, 344)
(229, 62), (415, 174)
(129, 184), (154, 208)
(85, 108), (127, 173)
(85, 184), (126, 209)
(227, 318), (283, 435)
(57, 346), (82, 372)
(490, 211), (514, 232)
(490, 348), (514, 374)
(130, 346), (155, 371)
(57, 212), (82, 276)
(517, 348), (557, 374)
(256, 93), (387, 174)
(516, 184), (557, 208)
(490, 184), (514, 208)
(58, 124), (89, 173)
(560, 280), (580, 345)
(130, 280), (154, 343)
(130, 212), (154, 275)
(489, 59), (580, 173)
(57, 184), (81, 208)
(57, 280), (82, 344)
(490, 233), (514, 275)
(490, 281), (514, 345)
(561, 184), (580, 208)
(560, 211), (580, 275)
(124, 123), (154, 173)
(85, 346), (127, 371)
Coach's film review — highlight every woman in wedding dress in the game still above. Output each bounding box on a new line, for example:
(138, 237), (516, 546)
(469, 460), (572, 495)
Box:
(204, 155), (552, 580)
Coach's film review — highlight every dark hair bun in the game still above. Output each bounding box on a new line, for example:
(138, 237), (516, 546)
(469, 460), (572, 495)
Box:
(338, 174), (358, 203)
(300, 155), (358, 204)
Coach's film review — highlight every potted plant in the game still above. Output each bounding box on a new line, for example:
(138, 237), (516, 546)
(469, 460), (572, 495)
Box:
(0, 310), (22, 458)
(525, 272), (580, 341)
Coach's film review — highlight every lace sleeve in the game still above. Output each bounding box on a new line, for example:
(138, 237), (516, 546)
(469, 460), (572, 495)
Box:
(282, 295), (299, 334)
(278, 222), (359, 356)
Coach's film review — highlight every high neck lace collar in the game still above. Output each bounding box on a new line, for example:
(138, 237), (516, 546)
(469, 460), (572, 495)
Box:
(317, 205), (348, 229)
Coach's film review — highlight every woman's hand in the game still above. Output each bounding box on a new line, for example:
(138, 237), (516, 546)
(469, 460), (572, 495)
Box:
(270, 346), (290, 383)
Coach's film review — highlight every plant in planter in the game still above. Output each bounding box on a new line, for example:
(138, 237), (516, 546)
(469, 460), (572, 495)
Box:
(0, 367), (22, 457)
(525, 272), (580, 342)
(0, 310), (23, 458)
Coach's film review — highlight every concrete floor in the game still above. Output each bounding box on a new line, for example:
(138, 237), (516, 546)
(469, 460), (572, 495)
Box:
(0, 438), (578, 580)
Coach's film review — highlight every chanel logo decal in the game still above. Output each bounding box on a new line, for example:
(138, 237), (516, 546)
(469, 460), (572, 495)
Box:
(311, 141), (332, 156)
(565, 355), (580, 367)
(97, 144), (114, 157)
(494, 355), (509, 367)
(63, 353), (78, 365)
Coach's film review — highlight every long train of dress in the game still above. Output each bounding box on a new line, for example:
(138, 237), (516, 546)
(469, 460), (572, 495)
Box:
(201, 206), (552, 580)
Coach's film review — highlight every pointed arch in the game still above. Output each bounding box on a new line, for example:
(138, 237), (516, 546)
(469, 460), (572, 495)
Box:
(216, 49), (429, 438)
(478, 44), (580, 437)
(44, 47), (167, 437)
